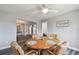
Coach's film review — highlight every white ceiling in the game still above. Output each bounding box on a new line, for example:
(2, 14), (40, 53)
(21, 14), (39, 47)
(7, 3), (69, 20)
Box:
(0, 4), (79, 21)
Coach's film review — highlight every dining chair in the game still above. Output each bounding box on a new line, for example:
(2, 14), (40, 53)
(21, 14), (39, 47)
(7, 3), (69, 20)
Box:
(10, 41), (37, 55)
(47, 41), (69, 55)
(11, 41), (24, 55)
(32, 35), (37, 40)
(56, 41), (69, 55)
(43, 36), (48, 40)
(50, 34), (60, 43)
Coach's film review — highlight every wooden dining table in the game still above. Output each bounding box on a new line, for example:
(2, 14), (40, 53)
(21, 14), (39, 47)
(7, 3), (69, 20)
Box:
(25, 39), (55, 55)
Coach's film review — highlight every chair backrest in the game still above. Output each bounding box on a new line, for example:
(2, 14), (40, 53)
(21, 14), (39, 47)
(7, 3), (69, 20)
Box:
(50, 34), (60, 43)
(32, 35), (37, 40)
(10, 41), (24, 55)
(50, 34), (57, 37)
(43, 37), (48, 40)
(56, 41), (69, 55)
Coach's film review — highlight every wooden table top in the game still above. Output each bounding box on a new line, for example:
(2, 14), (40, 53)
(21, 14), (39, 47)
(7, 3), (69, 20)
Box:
(26, 40), (54, 49)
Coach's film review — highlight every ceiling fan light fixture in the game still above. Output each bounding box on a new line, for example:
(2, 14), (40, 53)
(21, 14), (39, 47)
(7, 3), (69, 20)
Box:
(42, 8), (48, 14)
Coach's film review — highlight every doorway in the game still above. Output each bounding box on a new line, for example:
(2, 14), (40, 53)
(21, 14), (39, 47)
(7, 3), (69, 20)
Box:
(16, 19), (37, 42)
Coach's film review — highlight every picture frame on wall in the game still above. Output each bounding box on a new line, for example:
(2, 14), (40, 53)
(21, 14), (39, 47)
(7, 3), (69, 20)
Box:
(56, 20), (69, 27)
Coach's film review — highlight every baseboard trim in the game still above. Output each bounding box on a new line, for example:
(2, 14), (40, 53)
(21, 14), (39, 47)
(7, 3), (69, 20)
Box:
(68, 47), (79, 51)
(0, 46), (10, 50)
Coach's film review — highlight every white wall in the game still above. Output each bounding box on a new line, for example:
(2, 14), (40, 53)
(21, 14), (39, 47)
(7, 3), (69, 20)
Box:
(47, 10), (79, 49)
(0, 14), (16, 49)
(42, 21), (48, 34)
(0, 13), (41, 50)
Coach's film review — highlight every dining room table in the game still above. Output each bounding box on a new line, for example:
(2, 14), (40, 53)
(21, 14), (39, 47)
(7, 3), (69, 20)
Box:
(25, 38), (57, 55)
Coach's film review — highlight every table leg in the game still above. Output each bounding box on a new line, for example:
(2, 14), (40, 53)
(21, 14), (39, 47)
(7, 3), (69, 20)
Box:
(38, 49), (44, 55)
(38, 49), (41, 55)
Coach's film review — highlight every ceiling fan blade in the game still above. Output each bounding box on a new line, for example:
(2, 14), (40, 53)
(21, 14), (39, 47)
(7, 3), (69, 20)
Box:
(31, 4), (43, 14)
(48, 8), (58, 12)
(49, 9), (58, 12)
(32, 10), (41, 14)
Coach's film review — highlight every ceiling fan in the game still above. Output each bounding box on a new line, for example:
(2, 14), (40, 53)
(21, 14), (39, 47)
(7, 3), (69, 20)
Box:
(33, 4), (58, 14)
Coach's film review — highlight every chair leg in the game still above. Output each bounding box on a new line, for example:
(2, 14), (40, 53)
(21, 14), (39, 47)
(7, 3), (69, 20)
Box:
(25, 50), (37, 55)
(47, 50), (55, 55)
(38, 49), (41, 55)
